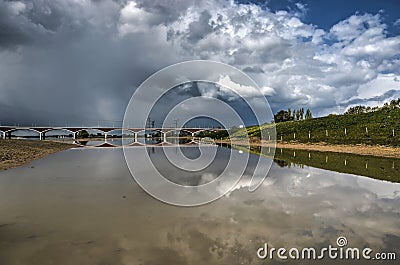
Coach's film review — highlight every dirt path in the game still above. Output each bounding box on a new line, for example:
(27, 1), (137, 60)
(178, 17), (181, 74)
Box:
(0, 140), (75, 170)
(217, 139), (400, 159)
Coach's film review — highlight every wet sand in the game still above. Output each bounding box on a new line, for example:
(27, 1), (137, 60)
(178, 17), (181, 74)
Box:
(0, 139), (75, 170)
(217, 139), (400, 159)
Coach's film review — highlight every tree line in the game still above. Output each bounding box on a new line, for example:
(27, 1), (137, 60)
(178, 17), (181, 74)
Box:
(274, 97), (400, 123)
(344, 98), (400, 115)
(274, 108), (313, 123)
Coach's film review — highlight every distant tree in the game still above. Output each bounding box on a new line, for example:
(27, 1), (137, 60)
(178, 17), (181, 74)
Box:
(390, 98), (400, 108)
(305, 108), (313, 119)
(77, 130), (89, 138)
(341, 98), (400, 115)
(344, 105), (367, 115)
(274, 110), (292, 123)
(295, 110), (301, 120)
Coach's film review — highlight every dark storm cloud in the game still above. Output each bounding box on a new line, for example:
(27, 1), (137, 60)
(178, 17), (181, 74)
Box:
(0, 1), (47, 48)
(134, 0), (195, 23)
(0, 0), (183, 126)
(0, 0), (399, 126)
(187, 11), (213, 43)
(242, 66), (264, 73)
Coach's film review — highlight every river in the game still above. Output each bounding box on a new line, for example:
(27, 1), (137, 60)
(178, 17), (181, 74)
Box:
(0, 145), (399, 264)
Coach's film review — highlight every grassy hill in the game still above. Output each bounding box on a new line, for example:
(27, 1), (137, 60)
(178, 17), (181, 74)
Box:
(213, 107), (400, 146)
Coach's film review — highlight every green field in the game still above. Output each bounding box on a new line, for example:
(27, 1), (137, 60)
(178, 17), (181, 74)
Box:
(212, 107), (400, 146)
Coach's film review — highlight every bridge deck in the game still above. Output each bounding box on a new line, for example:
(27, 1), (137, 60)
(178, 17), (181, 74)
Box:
(0, 126), (225, 139)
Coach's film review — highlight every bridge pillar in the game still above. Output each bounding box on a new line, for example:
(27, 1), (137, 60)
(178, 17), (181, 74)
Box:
(1, 131), (5, 139)
(162, 132), (167, 142)
(134, 132), (138, 142)
(39, 132), (45, 140)
(105, 132), (108, 140)
(73, 132), (77, 139)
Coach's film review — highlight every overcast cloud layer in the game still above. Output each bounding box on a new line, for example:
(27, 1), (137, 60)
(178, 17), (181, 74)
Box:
(0, 0), (400, 126)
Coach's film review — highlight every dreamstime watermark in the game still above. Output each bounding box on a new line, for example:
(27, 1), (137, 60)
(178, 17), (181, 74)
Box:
(122, 60), (276, 206)
(257, 236), (397, 261)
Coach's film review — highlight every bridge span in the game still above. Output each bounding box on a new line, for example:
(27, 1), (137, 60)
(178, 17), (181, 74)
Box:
(0, 126), (225, 140)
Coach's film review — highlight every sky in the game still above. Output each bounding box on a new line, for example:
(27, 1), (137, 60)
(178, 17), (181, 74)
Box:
(0, 0), (399, 126)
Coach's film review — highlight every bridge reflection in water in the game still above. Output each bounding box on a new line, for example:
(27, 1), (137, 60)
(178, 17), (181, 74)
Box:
(71, 137), (214, 148)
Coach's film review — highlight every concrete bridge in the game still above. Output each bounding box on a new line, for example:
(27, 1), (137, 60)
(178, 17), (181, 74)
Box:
(0, 126), (225, 141)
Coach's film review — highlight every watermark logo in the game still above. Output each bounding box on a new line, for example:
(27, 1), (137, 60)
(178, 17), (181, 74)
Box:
(122, 60), (276, 206)
(257, 236), (397, 261)
(336, 236), (347, 247)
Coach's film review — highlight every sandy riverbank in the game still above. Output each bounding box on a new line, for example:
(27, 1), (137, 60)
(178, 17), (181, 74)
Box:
(217, 139), (400, 159)
(0, 139), (75, 170)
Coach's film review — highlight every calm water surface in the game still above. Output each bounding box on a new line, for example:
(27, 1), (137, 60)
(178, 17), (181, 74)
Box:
(0, 146), (399, 265)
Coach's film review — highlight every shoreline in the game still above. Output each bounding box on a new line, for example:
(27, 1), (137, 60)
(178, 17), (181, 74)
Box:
(0, 139), (75, 170)
(217, 139), (400, 159)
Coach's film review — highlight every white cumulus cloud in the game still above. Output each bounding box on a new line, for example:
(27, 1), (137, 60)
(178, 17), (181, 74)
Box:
(0, 0), (399, 124)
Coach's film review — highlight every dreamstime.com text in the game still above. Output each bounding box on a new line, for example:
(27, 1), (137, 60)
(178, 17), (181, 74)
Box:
(257, 236), (397, 261)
